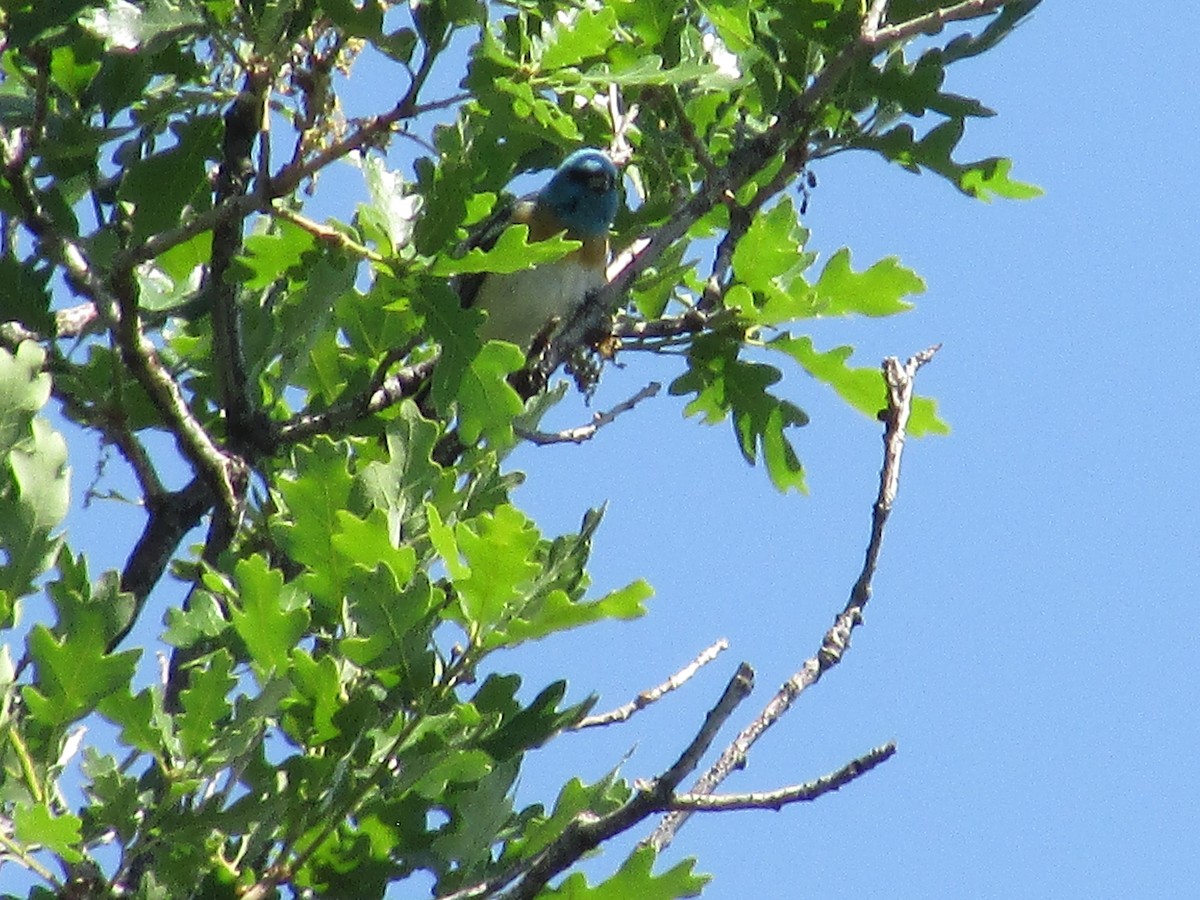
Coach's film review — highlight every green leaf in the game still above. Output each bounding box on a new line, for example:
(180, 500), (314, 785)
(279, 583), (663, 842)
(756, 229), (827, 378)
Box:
(583, 55), (728, 88)
(46, 552), (136, 652)
(274, 251), (360, 391)
(503, 772), (631, 863)
(80, 0), (205, 51)
(543, 846), (708, 899)
(453, 341), (525, 447)
(360, 154), (423, 252)
(2, 0), (94, 45)
(412, 281), (525, 448)
(769, 336), (950, 436)
(13, 802), (83, 864)
(491, 77), (583, 140)
(341, 568), (435, 672)
(960, 156), (1044, 201)
(229, 557), (310, 678)
(117, 116), (218, 243)
(50, 42), (102, 101)
(811, 248), (925, 317)
(431, 225), (581, 277)
(359, 403), (447, 539)
(233, 219), (318, 290)
(451, 505), (542, 635)
(858, 119), (1041, 200)
(162, 591), (229, 647)
(284, 649), (344, 745)
(484, 579), (652, 650)
(537, 6), (620, 70)
(770, 336), (884, 419)
(472, 676), (592, 760)
(332, 507), (418, 585)
(0, 256), (53, 333)
(670, 334), (808, 492)
(430, 756), (519, 872)
(98, 688), (167, 757)
(81, 748), (144, 843)
(0, 341), (51, 462)
(273, 438), (356, 609)
(322, 0), (385, 37)
(0, 344), (67, 610)
(23, 625), (138, 732)
(731, 198), (813, 297)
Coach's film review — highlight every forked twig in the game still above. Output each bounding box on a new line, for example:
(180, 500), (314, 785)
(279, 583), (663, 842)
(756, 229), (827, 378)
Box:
(518, 382), (661, 446)
(646, 345), (940, 851)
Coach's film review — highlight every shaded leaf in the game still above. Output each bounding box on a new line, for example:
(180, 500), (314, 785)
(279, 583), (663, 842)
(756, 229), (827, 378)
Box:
(178, 649), (235, 756)
(670, 334), (808, 492)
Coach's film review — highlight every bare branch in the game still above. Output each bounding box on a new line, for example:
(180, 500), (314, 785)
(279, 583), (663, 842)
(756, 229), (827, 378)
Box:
(646, 345), (940, 852)
(658, 662), (755, 788)
(518, 382), (660, 447)
(445, 665), (755, 900)
(575, 639), (730, 730)
(867, 0), (1017, 45)
(669, 742), (896, 812)
(208, 74), (270, 448)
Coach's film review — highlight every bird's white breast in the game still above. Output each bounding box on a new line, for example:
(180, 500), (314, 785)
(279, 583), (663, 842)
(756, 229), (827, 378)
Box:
(475, 256), (607, 348)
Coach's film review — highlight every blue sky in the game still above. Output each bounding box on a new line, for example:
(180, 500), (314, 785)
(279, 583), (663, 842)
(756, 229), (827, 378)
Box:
(37, 2), (1200, 898)
(484, 3), (1200, 898)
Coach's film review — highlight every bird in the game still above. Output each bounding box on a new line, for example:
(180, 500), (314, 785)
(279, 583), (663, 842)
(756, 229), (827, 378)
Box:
(460, 148), (620, 349)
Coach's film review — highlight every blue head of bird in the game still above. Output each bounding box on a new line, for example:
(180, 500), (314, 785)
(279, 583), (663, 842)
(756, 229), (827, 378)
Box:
(537, 149), (619, 238)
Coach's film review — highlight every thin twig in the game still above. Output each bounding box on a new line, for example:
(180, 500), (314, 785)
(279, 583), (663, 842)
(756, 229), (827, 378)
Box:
(486, 664), (755, 900)
(869, 0), (1015, 45)
(574, 639), (729, 729)
(1, 125), (246, 526)
(606, 84), (638, 168)
(669, 741), (896, 811)
(273, 355), (438, 445)
(646, 344), (940, 852)
(518, 382), (660, 446)
(271, 206), (384, 262)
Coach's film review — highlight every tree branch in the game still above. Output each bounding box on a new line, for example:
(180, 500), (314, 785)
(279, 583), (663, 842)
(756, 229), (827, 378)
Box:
(272, 355), (438, 446)
(1, 123), (247, 528)
(438, 665), (755, 900)
(517, 382), (660, 446)
(574, 639), (730, 730)
(868, 0), (1018, 45)
(110, 478), (213, 651)
(497, 664), (755, 900)
(669, 741), (896, 811)
(646, 345), (940, 851)
(208, 72), (270, 450)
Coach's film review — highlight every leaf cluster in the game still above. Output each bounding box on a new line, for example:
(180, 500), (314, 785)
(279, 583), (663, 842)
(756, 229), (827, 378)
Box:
(0, 0), (1039, 895)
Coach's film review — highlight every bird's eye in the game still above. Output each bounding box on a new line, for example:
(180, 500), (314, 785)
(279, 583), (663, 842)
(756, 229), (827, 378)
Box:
(585, 171), (612, 192)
